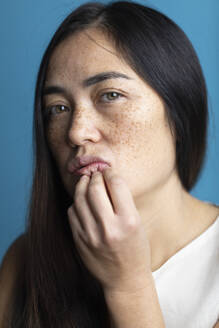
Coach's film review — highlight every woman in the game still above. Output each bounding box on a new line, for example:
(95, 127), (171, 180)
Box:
(0, 1), (218, 327)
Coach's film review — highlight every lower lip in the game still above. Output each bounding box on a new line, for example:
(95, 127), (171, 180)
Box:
(75, 162), (110, 176)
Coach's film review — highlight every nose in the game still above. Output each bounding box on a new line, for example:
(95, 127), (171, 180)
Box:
(66, 104), (101, 148)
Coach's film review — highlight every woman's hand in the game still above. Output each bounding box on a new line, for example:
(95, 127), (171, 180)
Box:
(67, 167), (152, 293)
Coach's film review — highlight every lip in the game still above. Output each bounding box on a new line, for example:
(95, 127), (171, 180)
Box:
(67, 155), (111, 174)
(74, 162), (110, 176)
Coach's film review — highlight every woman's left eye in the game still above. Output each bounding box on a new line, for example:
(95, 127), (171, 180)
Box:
(99, 91), (123, 103)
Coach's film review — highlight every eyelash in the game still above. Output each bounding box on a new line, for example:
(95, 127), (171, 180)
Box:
(44, 91), (123, 117)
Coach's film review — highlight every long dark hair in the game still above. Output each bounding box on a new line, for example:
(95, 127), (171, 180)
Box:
(10, 1), (208, 326)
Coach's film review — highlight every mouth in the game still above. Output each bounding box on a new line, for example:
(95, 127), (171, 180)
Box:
(74, 162), (110, 176)
(67, 155), (111, 175)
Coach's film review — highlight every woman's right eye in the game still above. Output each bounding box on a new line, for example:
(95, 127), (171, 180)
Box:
(44, 104), (70, 117)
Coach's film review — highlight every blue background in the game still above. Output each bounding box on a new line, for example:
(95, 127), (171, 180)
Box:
(0, 0), (218, 263)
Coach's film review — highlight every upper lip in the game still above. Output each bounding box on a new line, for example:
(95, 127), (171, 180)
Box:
(67, 155), (110, 173)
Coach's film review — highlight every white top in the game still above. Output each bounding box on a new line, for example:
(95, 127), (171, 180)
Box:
(152, 214), (219, 328)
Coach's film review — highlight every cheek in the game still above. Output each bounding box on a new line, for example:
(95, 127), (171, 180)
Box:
(107, 103), (176, 193)
(105, 107), (142, 147)
(106, 104), (152, 158)
(110, 101), (174, 157)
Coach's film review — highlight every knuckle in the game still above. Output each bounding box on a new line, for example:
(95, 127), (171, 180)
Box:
(88, 225), (102, 248)
(74, 197), (85, 213)
(104, 229), (121, 245)
(90, 237), (101, 249)
(125, 214), (139, 229)
(74, 193), (84, 205)
(126, 219), (138, 232)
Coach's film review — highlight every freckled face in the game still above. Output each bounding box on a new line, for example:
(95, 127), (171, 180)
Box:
(43, 28), (177, 201)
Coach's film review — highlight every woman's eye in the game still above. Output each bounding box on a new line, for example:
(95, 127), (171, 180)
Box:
(99, 91), (123, 103)
(44, 92), (123, 119)
(45, 104), (70, 116)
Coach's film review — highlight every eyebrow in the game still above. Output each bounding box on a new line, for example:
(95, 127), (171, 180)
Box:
(43, 71), (133, 96)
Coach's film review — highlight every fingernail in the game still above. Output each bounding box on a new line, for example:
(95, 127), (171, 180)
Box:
(81, 174), (89, 179)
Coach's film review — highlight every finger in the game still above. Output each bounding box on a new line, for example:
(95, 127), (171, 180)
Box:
(68, 205), (93, 264)
(88, 171), (117, 242)
(74, 174), (101, 244)
(87, 171), (115, 230)
(73, 175), (91, 231)
(68, 205), (88, 245)
(102, 168), (137, 217)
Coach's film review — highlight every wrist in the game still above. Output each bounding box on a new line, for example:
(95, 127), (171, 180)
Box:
(103, 273), (165, 328)
(103, 272), (154, 297)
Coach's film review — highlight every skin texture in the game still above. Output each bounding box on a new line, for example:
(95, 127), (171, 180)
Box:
(43, 27), (219, 276)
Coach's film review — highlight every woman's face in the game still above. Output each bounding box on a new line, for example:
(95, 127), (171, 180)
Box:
(43, 28), (177, 203)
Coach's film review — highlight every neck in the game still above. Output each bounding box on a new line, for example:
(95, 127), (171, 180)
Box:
(133, 170), (196, 272)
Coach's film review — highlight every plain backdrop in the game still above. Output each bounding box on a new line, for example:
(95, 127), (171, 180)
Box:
(0, 0), (218, 263)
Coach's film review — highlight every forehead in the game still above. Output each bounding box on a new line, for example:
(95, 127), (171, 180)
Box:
(45, 28), (138, 83)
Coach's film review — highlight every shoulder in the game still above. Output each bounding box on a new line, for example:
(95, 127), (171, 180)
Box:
(0, 233), (26, 280)
(213, 320), (219, 328)
(0, 233), (26, 326)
